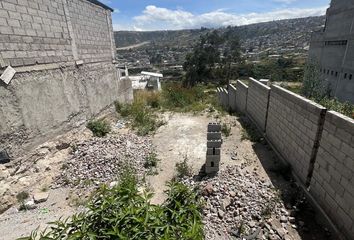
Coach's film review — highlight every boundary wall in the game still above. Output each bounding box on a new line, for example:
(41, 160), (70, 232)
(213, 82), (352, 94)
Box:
(218, 78), (354, 240)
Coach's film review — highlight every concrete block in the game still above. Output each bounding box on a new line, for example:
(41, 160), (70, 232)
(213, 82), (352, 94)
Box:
(207, 132), (222, 140)
(207, 148), (221, 155)
(206, 154), (221, 162)
(208, 123), (221, 132)
(205, 160), (220, 168)
(205, 166), (219, 174)
(0, 66), (16, 85)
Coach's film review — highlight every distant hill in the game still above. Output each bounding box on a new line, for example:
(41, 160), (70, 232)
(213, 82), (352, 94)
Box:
(114, 16), (326, 49)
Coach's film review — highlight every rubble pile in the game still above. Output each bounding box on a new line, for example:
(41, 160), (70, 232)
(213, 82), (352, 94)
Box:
(184, 166), (298, 240)
(55, 134), (153, 188)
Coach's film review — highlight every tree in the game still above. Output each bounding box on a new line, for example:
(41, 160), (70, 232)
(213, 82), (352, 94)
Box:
(302, 59), (328, 99)
(183, 29), (242, 87)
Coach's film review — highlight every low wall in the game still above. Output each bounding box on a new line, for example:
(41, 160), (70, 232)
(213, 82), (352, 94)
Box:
(0, 62), (133, 158)
(218, 79), (354, 239)
(235, 80), (248, 113)
(246, 78), (270, 132)
(310, 111), (354, 239)
(266, 85), (326, 185)
(228, 84), (237, 112)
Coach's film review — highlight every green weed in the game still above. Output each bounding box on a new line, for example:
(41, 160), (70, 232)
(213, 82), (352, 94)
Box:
(87, 119), (111, 137)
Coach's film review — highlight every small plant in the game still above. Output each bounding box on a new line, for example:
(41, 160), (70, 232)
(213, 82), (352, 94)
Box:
(175, 155), (193, 178)
(86, 119), (111, 137)
(144, 153), (160, 175)
(221, 123), (231, 137)
(41, 185), (49, 192)
(16, 191), (29, 210)
(239, 117), (262, 142)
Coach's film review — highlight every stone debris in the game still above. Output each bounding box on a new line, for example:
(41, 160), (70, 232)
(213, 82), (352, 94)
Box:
(183, 166), (298, 240)
(55, 134), (153, 188)
(33, 192), (49, 204)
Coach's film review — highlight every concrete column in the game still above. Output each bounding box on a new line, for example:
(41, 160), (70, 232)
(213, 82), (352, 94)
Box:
(62, 0), (79, 61)
(106, 10), (116, 61)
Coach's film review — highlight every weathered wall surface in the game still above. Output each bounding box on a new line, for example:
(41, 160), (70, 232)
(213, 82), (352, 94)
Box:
(235, 80), (248, 113)
(310, 111), (354, 239)
(0, 0), (133, 157)
(228, 84), (237, 112)
(220, 79), (354, 240)
(246, 78), (270, 132)
(0, 63), (133, 157)
(266, 85), (326, 185)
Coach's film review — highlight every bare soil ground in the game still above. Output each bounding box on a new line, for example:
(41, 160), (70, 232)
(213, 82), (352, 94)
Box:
(0, 110), (329, 240)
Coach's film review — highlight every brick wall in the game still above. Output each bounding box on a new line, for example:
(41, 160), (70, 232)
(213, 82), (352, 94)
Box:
(228, 84), (237, 112)
(0, 0), (115, 68)
(266, 85), (326, 185)
(246, 78), (270, 132)
(235, 80), (248, 113)
(310, 111), (354, 239)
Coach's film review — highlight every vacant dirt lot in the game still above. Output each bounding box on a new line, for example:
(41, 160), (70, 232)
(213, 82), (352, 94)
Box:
(0, 110), (329, 240)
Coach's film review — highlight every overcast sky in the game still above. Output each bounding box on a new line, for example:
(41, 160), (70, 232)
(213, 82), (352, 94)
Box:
(100, 0), (330, 31)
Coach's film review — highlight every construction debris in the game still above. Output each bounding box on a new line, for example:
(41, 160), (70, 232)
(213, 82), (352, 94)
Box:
(55, 134), (153, 189)
(183, 166), (300, 240)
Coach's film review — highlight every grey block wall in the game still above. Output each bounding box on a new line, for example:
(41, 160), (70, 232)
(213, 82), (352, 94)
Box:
(310, 111), (354, 239)
(228, 84), (237, 112)
(246, 78), (270, 132)
(0, 0), (133, 157)
(266, 85), (326, 185)
(0, 0), (116, 67)
(235, 80), (248, 113)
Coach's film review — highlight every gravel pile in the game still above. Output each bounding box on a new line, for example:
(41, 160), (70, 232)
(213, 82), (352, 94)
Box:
(184, 166), (299, 240)
(55, 134), (153, 188)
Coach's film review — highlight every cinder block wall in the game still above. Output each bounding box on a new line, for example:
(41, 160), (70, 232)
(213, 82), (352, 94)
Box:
(235, 80), (248, 113)
(266, 85), (326, 185)
(221, 88), (229, 110)
(0, 0), (133, 157)
(228, 84), (237, 112)
(246, 78), (271, 132)
(310, 111), (354, 239)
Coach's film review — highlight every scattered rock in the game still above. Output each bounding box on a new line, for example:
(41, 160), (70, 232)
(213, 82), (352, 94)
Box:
(55, 134), (153, 188)
(218, 209), (225, 219)
(202, 183), (214, 196)
(280, 216), (288, 223)
(33, 192), (49, 204)
(21, 200), (37, 210)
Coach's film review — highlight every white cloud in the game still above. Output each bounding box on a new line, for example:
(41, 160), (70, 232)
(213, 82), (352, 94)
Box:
(113, 8), (120, 14)
(124, 5), (327, 31)
(273, 0), (297, 4)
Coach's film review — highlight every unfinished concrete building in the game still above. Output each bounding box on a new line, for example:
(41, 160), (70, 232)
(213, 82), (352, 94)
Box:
(308, 0), (354, 103)
(0, 0), (133, 157)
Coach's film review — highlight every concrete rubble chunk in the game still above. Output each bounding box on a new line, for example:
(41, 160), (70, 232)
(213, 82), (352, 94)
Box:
(33, 192), (49, 204)
(0, 66), (16, 85)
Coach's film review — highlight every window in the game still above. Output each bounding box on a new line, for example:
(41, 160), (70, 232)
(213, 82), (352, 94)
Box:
(335, 72), (338, 77)
(350, 74), (353, 80)
(344, 73), (347, 79)
(327, 70), (330, 74)
(331, 71), (334, 75)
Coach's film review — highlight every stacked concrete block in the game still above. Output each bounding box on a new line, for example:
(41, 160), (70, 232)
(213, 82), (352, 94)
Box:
(206, 123), (222, 174)
(228, 84), (237, 113)
(310, 111), (354, 239)
(246, 78), (271, 132)
(266, 85), (326, 185)
(235, 80), (248, 114)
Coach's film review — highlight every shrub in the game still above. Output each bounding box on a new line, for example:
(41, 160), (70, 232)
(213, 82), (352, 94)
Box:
(21, 170), (203, 240)
(87, 119), (111, 137)
(221, 123), (231, 137)
(316, 97), (353, 119)
(144, 153), (160, 175)
(175, 156), (193, 178)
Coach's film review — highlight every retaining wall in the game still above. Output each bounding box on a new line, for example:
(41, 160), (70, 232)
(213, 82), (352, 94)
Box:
(246, 78), (271, 132)
(310, 111), (354, 239)
(235, 80), (248, 113)
(266, 85), (326, 185)
(228, 84), (237, 112)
